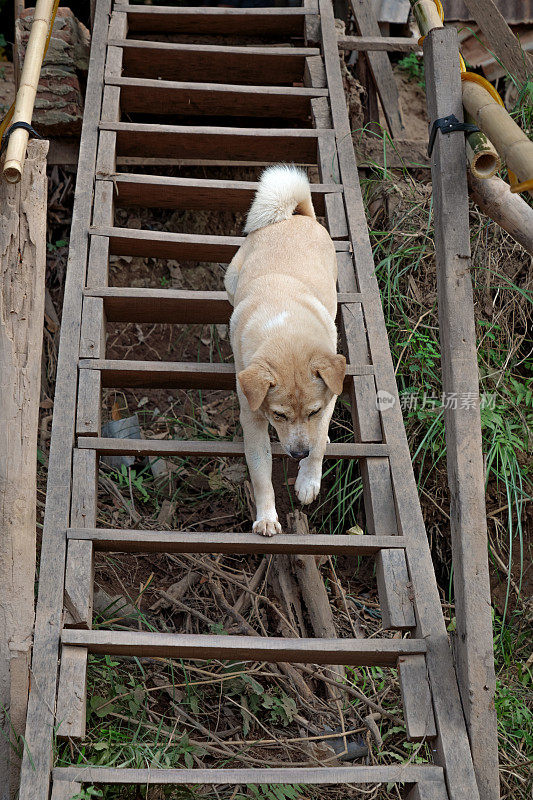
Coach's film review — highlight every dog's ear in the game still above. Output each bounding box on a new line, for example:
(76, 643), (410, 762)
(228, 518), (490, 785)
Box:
(238, 362), (275, 411)
(310, 352), (346, 396)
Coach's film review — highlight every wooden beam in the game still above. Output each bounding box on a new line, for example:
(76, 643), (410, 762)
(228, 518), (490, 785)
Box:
(461, 0), (533, 85)
(347, 0), (404, 137)
(338, 34), (421, 52)
(78, 437), (389, 459)
(62, 628), (426, 664)
(52, 764), (444, 785)
(0, 138), (48, 798)
(68, 529), (407, 556)
(423, 27), (498, 800)
(124, 6), (313, 37)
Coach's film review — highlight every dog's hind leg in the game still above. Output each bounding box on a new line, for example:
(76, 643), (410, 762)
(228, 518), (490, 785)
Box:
(224, 246), (245, 307)
(295, 396), (336, 505)
(239, 392), (281, 537)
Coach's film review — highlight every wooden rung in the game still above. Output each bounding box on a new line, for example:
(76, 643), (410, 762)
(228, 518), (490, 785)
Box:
(376, 549), (416, 630)
(67, 529), (407, 555)
(404, 778), (449, 800)
(52, 764), (443, 786)
(338, 35), (421, 52)
(107, 77), (329, 121)
(62, 628), (426, 664)
(83, 287), (362, 324)
(100, 122), (325, 164)
(111, 39), (320, 85)
(77, 437), (389, 459)
(124, 6), (315, 37)
(90, 227), (350, 262)
(398, 654), (437, 741)
(78, 359), (374, 391)
(55, 646), (88, 739)
(108, 173), (341, 216)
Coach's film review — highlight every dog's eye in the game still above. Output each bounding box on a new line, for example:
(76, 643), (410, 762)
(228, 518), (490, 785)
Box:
(273, 412), (287, 420)
(308, 408), (321, 418)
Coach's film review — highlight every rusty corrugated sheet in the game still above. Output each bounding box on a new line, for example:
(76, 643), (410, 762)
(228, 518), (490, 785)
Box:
(444, 0), (533, 24)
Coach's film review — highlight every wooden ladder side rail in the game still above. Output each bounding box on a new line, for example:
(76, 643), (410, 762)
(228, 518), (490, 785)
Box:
(17, 1), (113, 799)
(318, 1), (480, 798)
(423, 28), (499, 800)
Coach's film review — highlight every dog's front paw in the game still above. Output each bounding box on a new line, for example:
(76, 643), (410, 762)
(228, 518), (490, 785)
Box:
(295, 460), (322, 505)
(253, 516), (282, 537)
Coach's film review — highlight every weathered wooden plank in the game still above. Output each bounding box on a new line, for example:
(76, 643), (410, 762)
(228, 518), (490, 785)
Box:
(405, 777), (450, 800)
(79, 296), (106, 359)
(338, 35), (421, 52)
(17, 2), (111, 797)
(52, 764), (444, 785)
(90, 227), (350, 262)
(318, 2), (480, 797)
(398, 654), (437, 741)
(109, 77), (327, 121)
(62, 628), (426, 664)
(124, 6), (312, 37)
(76, 369), (101, 437)
(375, 549), (416, 629)
(112, 39), (318, 85)
(0, 139), (48, 798)
(68, 529), (407, 556)
(348, 0), (404, 137)
(78, 437), (388, 459)
(78, 359), (373, 391)
(64, 450), (96, 628)
(55, 647), (88, 739)
(85, 235), (109, 289)
(423, 27), (498, 800)
(108, 173), (340, 217)
(101, 122), (323, 164)
(461, 0), (533, 85)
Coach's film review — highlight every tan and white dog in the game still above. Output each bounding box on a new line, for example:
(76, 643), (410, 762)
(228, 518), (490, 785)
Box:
(225, 165), (346, 536)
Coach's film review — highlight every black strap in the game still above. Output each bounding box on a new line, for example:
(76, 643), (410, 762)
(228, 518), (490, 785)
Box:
(0, 121), (44, 157)
(427, 114), (479, 157)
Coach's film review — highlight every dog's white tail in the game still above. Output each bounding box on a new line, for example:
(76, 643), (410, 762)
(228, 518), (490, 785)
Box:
(244, 164), (316, 234)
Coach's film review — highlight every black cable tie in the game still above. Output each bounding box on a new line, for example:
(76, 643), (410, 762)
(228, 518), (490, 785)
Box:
(0, 121), (44, 157)
(427, 114), (480, 157)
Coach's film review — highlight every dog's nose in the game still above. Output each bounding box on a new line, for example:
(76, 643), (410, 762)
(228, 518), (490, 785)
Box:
(290, 448), (309, 460)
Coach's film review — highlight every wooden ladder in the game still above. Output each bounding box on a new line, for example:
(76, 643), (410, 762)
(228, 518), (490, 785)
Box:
(19, 2), (481, 799)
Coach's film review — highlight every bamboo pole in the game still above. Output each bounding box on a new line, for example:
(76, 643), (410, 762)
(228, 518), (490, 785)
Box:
(462, 79), (533, 198)
(409, 0), (443, 37)
(2, 0), (56, 183)
(468, 171), (533, 255)
(465, 112), (500, 179)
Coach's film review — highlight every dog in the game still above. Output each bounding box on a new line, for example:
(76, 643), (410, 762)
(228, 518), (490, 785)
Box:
(225, 165), (346, 536)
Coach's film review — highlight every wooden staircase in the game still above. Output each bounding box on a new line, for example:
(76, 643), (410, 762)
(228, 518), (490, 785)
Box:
(19, 2), (481, 799)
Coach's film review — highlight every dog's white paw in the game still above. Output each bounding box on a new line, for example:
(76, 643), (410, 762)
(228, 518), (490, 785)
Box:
(253, 516), (282, 537)
(295, 462), (322, 505)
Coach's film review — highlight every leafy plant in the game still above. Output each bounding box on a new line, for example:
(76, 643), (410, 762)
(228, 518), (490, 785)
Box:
(397, 53), (425, 88)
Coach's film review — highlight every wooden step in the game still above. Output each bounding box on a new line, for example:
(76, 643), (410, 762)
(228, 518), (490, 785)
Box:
(84, 287), (362, 324)
(100, 122), (324, 163)
(109, 174), (340, 215)
(90, 227), (350, 261)
(62, 628), (426, 664)
(110, 40), (320, 85)
(52, 764), (444, 786)
(107, 77), (329, 121)
(80, 359), (374, 390)
(78, 438), (389, 459)
(124, 6), (315, 37)
(68, 528), (406, 555)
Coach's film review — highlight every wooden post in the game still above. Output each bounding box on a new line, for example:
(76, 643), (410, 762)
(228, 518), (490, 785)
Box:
(423, 28), (499, 800)
(0, 138), (48, 798)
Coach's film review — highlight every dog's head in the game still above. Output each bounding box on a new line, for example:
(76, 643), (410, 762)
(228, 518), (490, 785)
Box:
(238, 349), (346, 459)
